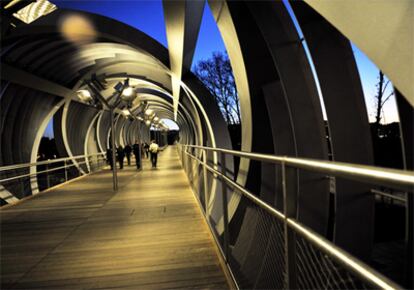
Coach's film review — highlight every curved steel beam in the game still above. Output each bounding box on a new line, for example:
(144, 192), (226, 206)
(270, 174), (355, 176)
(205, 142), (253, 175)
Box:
(84, 111), (103, 172)
(290, 0), (375, 259)
(208, 0), (252, 191)
(6, 9), (170, 67)
(1, 63), (77, 100)
(30, 99), (65, 194)
(303, 0), (413, 106)
(163, 0), (205, 118)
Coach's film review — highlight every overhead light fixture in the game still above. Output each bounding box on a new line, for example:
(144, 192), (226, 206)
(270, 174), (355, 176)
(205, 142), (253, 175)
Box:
(114, 78), (136, 102)
(77, 89), (93, 102)
(145, 120), (151, 126)
(137, 116), (144, 121)
(121, 87), (134, 99)
(153, 116), (159, 123)
(122, 109), (130, 116)
(13, 0), (57, 24)
(145, 109), (154, 116)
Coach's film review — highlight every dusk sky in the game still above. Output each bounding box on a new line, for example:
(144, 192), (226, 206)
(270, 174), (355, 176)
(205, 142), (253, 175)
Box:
(44, 0), (398, 137)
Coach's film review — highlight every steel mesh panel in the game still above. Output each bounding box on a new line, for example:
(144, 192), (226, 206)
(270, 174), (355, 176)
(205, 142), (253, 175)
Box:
(229, 191), (286, 289)
(0, 168), (31, 198)
(179, 147), (403, 290)
(187, 157), (205, 206)
(295, 233), (373, 289)
(253, 217), (286, 289)
(0, 156), (107, 204)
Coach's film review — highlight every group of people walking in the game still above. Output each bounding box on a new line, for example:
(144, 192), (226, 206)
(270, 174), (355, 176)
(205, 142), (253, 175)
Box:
(106, 140), (160, 170)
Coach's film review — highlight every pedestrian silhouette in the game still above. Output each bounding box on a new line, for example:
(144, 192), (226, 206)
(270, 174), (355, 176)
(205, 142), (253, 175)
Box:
(107, 147), (113, 170)
(144, 142), (149, 158)
(124, 144), (132, 165)
(149, 140), (159, 168)
(132, 140), (141, 169)
(117, 146), (125, 169)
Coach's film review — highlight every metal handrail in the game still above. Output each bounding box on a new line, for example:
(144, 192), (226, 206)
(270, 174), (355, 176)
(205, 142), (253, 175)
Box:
(183, 145), (414, 192)
(0, 154), (107, 184)
(185, 151), (285, 220)
(0, 161), (92, 183)
(178, 144), (406, 290)
(0, 152), (106, 172)
(286, 219), (399, 290)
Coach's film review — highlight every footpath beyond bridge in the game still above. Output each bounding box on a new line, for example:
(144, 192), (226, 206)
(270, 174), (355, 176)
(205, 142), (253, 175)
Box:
(0, 146), (230, 289)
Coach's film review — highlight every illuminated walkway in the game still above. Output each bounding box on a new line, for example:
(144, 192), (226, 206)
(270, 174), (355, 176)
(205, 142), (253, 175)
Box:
(0, 146), (230, 289)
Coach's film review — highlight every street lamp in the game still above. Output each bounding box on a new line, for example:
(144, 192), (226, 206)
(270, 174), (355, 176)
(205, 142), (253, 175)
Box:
(119, 79), (136, 102)
(145, 108), (154, 118)
(80, 76), (138, 191)
(76, 89), (93, 102)
(122, 109), (131, 118)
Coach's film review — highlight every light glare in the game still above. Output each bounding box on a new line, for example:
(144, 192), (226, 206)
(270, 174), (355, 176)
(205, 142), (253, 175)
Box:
(77, 89), (92, 102)
(60, 14), (96, 45)
(122, 87), (134, 97)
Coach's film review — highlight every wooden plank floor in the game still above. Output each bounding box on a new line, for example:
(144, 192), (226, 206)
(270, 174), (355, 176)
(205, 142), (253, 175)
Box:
(1, 146), (230, 289)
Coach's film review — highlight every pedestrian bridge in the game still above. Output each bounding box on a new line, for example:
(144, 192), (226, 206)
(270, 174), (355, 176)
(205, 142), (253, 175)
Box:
(1, 1), (413, 289)
(1, 145), (412, 289)
(1, 146), (230, 289)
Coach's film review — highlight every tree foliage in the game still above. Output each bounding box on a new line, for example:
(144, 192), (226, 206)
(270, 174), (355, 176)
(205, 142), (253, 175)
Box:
(193, 52), (241, 124)
(373, 70), (394, 128)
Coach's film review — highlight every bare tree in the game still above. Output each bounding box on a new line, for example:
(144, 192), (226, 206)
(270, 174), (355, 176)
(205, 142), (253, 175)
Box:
(374, 70), (394, 129)
(193, 52), (241, 124)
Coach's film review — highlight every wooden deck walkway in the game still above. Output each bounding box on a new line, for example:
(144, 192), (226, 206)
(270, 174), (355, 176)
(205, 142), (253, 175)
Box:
(1, 146), (230, 289)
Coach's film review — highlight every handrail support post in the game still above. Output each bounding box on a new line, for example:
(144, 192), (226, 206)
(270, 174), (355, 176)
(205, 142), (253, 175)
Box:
(64, 159), (68, 182)
(203, 149), (209, 216)
(46, 163), (50, 188)
(282, 161), (297, 289)
(220, 151), (230, 262)
(110, 108), (118, 191)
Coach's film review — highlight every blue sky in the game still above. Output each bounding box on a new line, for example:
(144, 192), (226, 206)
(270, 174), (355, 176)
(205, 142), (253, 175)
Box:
(44, 0), (397, 137)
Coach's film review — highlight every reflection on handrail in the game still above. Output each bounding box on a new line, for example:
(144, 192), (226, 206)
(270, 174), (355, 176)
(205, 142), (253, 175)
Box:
(0, 153), (107, 184)
(0, 152), (106, 172)
(178, 144), (405, 290)
(0, 161), (90, 183)
(183, 145), (414, 192)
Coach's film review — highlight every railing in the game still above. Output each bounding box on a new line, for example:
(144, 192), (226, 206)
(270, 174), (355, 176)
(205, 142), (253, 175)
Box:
(0, 153), (107, 204)
(177, 144), (413, 290)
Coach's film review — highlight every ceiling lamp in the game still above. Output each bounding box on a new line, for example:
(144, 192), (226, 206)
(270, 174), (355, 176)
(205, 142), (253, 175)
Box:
(76, 89), (93, 102)
(145, 109), (154, 116)
(119, 79), (137, 102)
(121, 87), (135, 100)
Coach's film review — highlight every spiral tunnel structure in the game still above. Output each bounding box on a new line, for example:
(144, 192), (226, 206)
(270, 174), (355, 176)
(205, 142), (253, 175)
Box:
(1, 0), (413, 288)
